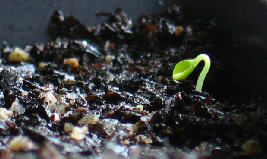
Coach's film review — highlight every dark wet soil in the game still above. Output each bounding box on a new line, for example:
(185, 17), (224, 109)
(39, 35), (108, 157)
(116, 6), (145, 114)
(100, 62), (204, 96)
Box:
(0, 5), (267, 159)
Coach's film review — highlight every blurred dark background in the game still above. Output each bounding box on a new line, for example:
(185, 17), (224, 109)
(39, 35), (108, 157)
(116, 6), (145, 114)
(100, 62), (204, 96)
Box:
(0, 0), (267, 103)
(0, 0), (173, 46)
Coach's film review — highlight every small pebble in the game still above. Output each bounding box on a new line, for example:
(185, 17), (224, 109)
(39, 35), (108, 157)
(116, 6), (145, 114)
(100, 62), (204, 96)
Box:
(64, 123), (74, 133)
(70, 126), (88, 141)
(136, 105), (143, 112)
(8, 48), (30, 62)
(9, 136), (36, 151)
(175, 26), (184, 36)
(135, 135), (152, 144)
(122, 139), (130, 145)
(41, 91), (58, 111)
(105, 55), (115, 64)
(78, 114), (99, 125)
(38, 62), (48, 69)
(0, 108), (13, 120)
(64, 58), (79, 68)
(52, 113), (60, 122)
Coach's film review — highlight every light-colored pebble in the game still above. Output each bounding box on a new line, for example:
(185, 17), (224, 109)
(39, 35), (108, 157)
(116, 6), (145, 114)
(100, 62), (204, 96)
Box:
(105, 55), (115, 64)
(41, 91), (58, 111)
(64, 123), (74, 133)
(9, 136), (36, 151)
(70, 126), (88, 141)
(38, 62), (48, 69)
(9, 98), (25, 115)
(8, 48), (30, 62)
(78, 114), (99, 125)
(136, 105), (143, 111)
(135, 135), (152, 144)
(0, 108), (13, 120)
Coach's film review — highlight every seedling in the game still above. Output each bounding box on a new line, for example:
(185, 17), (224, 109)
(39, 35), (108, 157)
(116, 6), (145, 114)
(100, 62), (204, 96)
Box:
(172, 54), (210, 92)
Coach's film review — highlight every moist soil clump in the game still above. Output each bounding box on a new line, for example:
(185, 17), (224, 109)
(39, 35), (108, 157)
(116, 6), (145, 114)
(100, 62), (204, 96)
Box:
(0, 5), (267, 159)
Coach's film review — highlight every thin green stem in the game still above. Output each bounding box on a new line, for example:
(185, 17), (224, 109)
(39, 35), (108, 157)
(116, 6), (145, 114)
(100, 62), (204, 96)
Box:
(194, 54), (210, 92)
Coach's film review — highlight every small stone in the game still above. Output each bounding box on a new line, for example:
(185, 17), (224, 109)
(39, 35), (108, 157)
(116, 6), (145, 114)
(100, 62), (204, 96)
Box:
(9, 98), (25, 115)
(69, 99), (75, 105)
(52, 113), (60, 122)
(9, 136), (36, 151)
(122, 139), (130, 145)
(135, 135), (152, 144)
(78, 114), (99, 125)
(70, 126), (88, 141)
(136, 105), (143, 112)
(105, 55), (115, 64)
(0, 108), (13, 120)
(63, 58), (79, 68)
(175, 26), (184, 36)
(64, 123), (74, 133)
(41, 91), (58, 111)
(8, 48), (30, 62)
(38, 62), (48, 69)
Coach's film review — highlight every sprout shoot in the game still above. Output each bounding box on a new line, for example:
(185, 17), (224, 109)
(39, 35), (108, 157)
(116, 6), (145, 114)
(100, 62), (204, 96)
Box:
(172, 54), (210, 92)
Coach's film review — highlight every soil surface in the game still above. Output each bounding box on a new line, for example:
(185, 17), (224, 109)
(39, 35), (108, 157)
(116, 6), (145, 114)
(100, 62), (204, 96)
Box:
(0, 5), (266, 159)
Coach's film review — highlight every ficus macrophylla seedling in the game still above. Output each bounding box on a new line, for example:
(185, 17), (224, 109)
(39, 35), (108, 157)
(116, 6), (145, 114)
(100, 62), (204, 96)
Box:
(172, 54), (210, 92)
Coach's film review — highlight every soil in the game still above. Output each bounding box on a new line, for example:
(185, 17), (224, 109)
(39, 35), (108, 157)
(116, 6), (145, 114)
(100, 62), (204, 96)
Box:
(0, 5), (267, 159)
